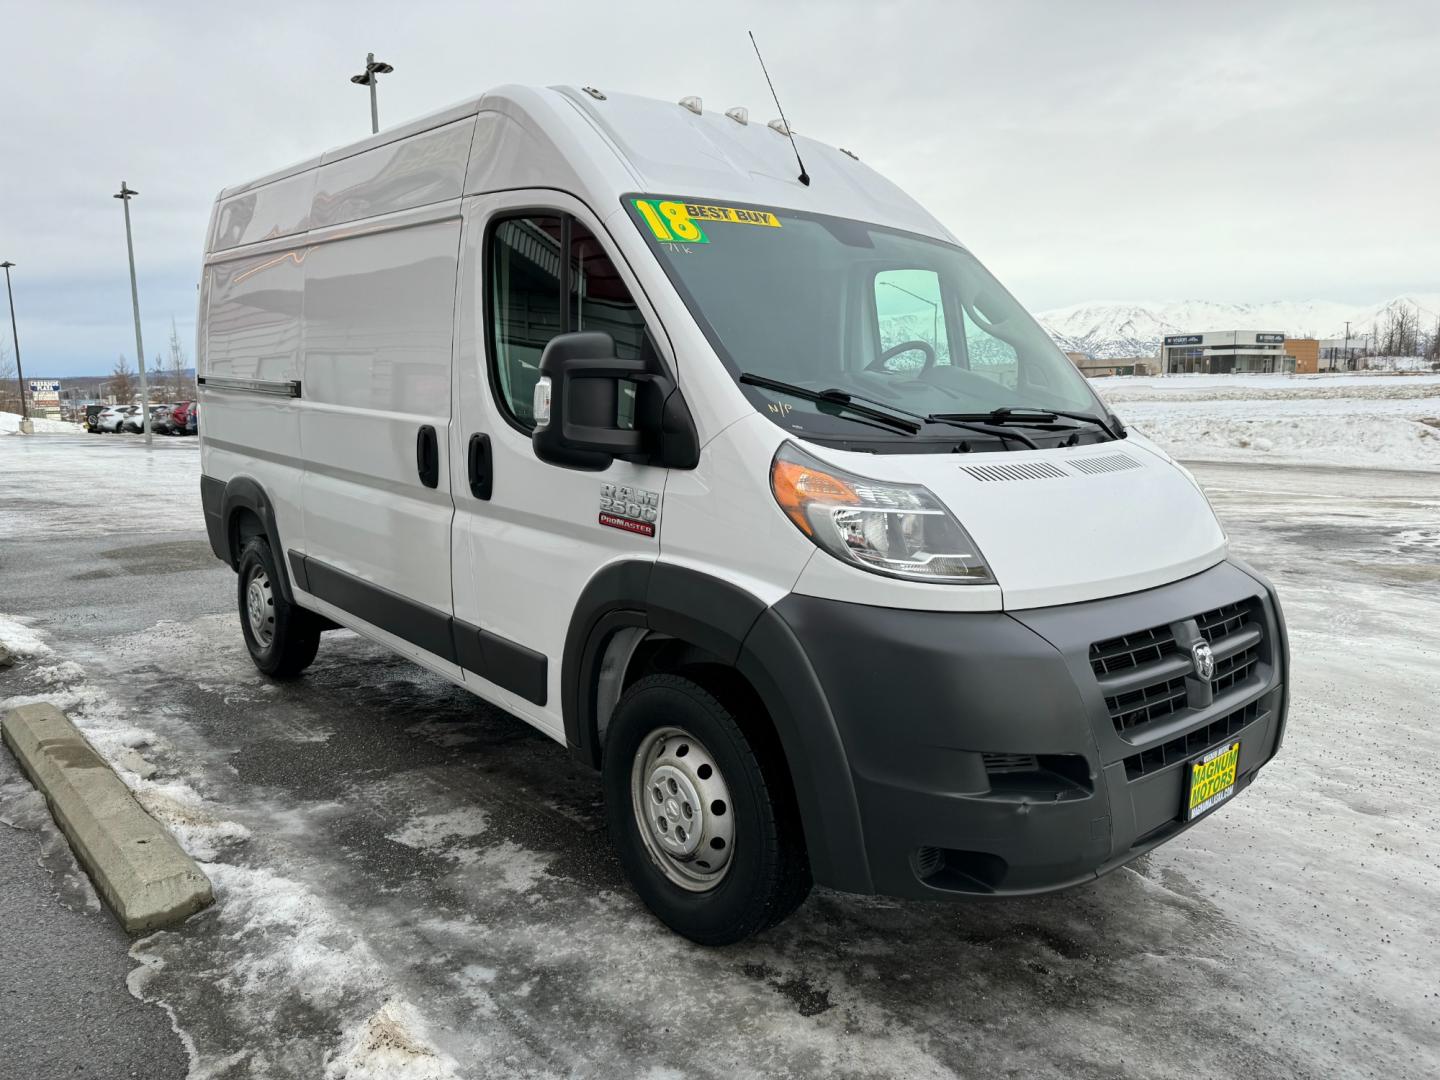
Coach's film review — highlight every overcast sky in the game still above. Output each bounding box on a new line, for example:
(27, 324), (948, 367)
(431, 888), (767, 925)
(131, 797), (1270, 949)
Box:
(3, 0), (1437, 377)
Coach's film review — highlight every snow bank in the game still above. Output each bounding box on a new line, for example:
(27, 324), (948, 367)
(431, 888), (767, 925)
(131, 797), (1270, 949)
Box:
(0, 613), (55, 660)
(1093, 373), (1440, 470)
(0, 410), (81, 433)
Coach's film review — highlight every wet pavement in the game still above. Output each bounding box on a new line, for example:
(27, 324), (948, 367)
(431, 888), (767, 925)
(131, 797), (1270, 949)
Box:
(1, 436), (1437, 1079)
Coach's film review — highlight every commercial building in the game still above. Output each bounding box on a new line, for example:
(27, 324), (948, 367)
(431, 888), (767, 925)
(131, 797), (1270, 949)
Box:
(1318, 339), (1369, 371)
(1065, 352), (1158, 377)
(1283, 338), (1319, 374)
(1161, 331), (1293, 374)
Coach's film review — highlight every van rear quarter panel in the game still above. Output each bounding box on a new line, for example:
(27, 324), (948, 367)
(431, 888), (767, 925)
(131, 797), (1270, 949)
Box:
(199, 247), (307, 557)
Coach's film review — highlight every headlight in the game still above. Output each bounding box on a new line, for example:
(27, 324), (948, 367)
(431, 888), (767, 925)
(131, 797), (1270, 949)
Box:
(769, 443), (993, 584)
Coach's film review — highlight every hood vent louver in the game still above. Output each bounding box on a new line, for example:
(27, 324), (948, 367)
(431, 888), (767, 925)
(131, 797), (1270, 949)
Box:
(1067, 454), (1143, 475)
(960, 462), (1068, 482)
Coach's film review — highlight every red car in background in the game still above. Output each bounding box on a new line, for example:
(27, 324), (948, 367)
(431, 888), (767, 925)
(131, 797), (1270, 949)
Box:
(169, 401), (196, 435)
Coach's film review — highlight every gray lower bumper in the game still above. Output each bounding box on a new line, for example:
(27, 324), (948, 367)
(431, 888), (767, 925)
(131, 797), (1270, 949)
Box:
(771, 559), (1288, 899)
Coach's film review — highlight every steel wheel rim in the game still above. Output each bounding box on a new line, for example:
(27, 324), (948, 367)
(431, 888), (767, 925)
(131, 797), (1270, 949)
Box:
(630, 725), (735, 891)
(245, 566), (276, 648)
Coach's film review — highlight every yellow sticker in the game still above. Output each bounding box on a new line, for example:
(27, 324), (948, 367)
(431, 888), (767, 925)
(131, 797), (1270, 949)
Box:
(633, 198), (780, 242)
(681, 203), (782, 228)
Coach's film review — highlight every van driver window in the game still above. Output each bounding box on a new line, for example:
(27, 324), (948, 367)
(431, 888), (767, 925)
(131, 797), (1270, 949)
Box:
(489, 214), (647, 430)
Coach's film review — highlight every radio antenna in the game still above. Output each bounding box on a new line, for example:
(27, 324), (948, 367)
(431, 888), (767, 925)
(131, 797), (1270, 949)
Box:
(749, 30), (810, 186)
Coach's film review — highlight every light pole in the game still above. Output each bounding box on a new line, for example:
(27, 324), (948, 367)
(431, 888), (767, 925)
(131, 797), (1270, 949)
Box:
(1, 261), (27, 429)
(114, 181), (152, 446)
(350, 53), (394, 135)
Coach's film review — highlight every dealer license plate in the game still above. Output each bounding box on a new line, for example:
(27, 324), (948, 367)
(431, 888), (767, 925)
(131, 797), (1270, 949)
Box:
(1186, 740), (1241, 820)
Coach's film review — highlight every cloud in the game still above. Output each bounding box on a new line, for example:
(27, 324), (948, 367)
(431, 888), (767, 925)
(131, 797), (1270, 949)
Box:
(3, 0), (1437, 376)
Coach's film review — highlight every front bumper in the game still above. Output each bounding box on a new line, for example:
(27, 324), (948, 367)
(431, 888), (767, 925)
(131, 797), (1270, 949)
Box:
(772, 559), (1288, 899)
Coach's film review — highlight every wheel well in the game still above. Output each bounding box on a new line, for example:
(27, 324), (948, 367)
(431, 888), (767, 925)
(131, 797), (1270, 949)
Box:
(595, 630), (799, 813)
(228, 507), (266, 565)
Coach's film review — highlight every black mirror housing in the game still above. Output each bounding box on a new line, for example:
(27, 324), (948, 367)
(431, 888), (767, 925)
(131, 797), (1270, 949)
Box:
(531, 331), (698, 472)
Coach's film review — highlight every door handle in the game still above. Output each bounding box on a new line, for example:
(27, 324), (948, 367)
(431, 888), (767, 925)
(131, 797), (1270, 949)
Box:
(416, 425), (439, 489)
(467, 433), (492, 500)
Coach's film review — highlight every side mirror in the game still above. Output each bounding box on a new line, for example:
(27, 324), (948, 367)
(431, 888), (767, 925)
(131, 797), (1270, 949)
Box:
(532, 331), (647, 471)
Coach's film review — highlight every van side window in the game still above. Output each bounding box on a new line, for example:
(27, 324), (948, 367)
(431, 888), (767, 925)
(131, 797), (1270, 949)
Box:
(571, 222), (646, 362)
(488, 214), (647, 430)
(961, 301), (1021, 390)
(490, 216), (564, 428)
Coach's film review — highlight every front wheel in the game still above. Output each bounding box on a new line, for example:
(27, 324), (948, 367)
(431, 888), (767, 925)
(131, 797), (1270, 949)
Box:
(236, 537), (320, 678)
(603, 673), (811, 945)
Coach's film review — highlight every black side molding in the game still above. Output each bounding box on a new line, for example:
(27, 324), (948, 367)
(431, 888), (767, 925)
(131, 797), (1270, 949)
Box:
(454, 621), (547, 705)
(288, 551), (547, 706)
(301, 556), (457, 662)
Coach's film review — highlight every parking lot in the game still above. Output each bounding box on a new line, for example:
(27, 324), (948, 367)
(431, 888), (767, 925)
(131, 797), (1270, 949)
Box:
(2, 434), (1437, 1079)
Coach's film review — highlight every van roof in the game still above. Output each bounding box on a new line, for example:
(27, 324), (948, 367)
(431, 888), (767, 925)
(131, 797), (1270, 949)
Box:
(207, 85), (956, 255)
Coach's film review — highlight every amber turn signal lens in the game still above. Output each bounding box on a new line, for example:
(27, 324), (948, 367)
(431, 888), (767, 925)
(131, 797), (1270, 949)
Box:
(770, 457), (860, 535)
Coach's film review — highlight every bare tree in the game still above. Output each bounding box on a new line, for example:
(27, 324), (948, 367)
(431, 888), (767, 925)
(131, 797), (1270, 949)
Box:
(166, 318), (189, 398)
(111, 354), (135, 404)
(1381, 304), (1420, 357)
(0, 338), (20, 414)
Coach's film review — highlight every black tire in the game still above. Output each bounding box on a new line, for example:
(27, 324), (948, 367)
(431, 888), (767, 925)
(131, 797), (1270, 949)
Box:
(603, 672), (812, 945)
(236, 537), (321, 678)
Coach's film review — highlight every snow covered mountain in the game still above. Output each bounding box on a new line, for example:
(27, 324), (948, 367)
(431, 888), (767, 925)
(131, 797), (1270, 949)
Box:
(1036, 295), (1440, 358)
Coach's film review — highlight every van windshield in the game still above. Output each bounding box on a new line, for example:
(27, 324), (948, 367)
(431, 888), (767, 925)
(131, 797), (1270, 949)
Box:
(627, 195), (1104, 442)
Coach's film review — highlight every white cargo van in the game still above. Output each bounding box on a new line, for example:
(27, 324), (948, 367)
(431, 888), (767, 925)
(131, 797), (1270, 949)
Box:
(198, 86), (1288, 943)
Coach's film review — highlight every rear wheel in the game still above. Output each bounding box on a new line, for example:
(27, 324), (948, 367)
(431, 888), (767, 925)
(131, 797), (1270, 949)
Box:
(237, 537), (320, 678)
(603, 672), (811, 945)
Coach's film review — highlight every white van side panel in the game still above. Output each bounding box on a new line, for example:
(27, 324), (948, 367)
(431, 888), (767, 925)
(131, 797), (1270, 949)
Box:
(297, 209), (462, 634)
(198, 245), (307, 555)
(212, 169), (317, 253)
(311, 118), (474, 230)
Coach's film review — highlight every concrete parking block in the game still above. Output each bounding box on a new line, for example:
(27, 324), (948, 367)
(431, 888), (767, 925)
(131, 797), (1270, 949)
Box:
(1, 702), (213, 933)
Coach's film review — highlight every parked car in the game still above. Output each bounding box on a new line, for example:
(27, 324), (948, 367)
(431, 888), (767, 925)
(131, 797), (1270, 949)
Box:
(169, 401), (196, 435)
(95, 405), (137, 432)
(124, 404), (171, 434)
(152, 404), (180, 435)
(84, 404), (106, 432)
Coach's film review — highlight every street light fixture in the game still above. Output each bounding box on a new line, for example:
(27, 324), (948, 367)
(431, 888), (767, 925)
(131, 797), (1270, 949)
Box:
(114, 181), (152, 446)
(350, 52), (394, 135)
(1, 260), (27, 429)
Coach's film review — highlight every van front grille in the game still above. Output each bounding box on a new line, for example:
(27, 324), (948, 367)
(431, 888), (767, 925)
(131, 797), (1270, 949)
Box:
(1124, 700), (1263, 780)
(1090, 598), (1265, 738)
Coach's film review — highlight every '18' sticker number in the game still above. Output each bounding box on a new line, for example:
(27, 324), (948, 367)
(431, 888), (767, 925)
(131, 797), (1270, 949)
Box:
(634, 199), (709, 244)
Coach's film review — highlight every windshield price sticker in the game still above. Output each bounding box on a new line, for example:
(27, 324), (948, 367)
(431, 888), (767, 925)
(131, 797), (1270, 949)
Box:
(634, 199), (781, 243)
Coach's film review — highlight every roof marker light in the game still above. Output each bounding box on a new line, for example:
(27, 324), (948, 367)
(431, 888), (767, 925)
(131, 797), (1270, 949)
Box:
(725, 106), (749, 125)
(582, 86), (606, 100)
(767, 118), (791, 136)
(679, 96), (703, 114)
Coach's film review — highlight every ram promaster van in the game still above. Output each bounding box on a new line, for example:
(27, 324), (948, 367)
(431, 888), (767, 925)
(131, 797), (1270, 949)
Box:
(198, 86), (1288, 944)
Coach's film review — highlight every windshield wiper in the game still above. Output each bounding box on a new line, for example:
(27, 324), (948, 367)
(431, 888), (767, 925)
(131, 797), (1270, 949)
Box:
(739, 373), (921, 435)
(931, 406), (1122, 441)
(741, 373), (1046, 448)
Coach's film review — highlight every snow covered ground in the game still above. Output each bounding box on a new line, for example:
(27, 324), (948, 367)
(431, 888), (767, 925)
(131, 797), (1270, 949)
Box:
(2, 436), (1438, 1080)
(1094, 373), (1440, 471)
(1, 409), (82, 433)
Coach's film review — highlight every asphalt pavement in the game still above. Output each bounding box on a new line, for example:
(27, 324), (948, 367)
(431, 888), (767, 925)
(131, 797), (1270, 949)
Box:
(1, 434), (1437, 1080)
